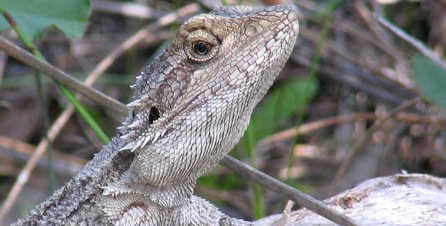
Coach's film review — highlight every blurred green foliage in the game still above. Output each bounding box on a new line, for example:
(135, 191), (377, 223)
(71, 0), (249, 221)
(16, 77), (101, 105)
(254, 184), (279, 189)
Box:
(412, 54), (446, 110)
(0, 0), (90, 39)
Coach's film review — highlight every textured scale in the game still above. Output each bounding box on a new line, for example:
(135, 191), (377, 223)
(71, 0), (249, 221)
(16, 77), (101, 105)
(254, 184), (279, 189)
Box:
(15, 5), (299, 226)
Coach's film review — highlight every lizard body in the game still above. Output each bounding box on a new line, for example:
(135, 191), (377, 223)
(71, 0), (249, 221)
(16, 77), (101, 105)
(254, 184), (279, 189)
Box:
(15, 5), (299, 226)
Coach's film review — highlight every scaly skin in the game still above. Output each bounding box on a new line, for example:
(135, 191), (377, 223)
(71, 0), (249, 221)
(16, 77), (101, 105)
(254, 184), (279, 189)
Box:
(15, 5), (299, 226)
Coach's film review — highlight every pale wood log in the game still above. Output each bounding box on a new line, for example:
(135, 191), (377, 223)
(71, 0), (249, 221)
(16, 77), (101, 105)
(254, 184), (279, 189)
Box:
(255, 174), (446, 225)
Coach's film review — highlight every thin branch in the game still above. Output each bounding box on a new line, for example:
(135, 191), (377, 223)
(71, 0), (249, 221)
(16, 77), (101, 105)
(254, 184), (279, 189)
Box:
(0, 3), (202, 116)
(261, 113), (376, 146)
(221, 156), (358, 226)
(0, 51), (5, 87)
(0, 3), (201, 221)
(0, 135), (86, 173)
(0, 36), (129, 116)
(0, 3), (354, 224)
(0, 105), (73, 221)
(376, 15), (446, 72)
(332, 97), (422, 184)
(195, 186), (252, 217)
(92, 1), (165, 19)
(85, 3), (201, 87)
(260, 111), (446, 147)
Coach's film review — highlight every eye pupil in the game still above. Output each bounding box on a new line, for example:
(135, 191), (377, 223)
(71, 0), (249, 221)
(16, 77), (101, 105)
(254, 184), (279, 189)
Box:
(193, 41), (209, 55)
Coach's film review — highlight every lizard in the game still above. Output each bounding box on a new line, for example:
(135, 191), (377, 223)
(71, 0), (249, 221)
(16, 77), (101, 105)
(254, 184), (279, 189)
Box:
(14, 5), (299, 226)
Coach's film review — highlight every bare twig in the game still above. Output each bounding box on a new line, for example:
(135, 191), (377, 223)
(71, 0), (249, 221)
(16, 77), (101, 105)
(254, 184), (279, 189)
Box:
(332, 97), (422, 184)
(0, 105), (73, 221)
(0, 36), (128, 116)
(0, 4), (202, 114)
(221, 156), (358, 226)
(92, 1), (165, 19)
(0, 3), (355, 224)
(195, 186), (252, 217)
(0, 36), (355, 224)
(0, 51), (6, 87)
(0, 4), (201, 221)
(290, 52), (412, 105)
(261, 111), (446, 148)
(278, 200), (295, 226)
(353, 1), (406, 65)
(261, 113), (376, 146)
(85, 3), (201, 87)
(0, 135), (86, 173)
(376, 15), (446, 72)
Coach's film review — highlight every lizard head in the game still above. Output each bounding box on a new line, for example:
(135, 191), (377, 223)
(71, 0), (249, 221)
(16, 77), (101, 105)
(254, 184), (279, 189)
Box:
(119, 5), (299, 185)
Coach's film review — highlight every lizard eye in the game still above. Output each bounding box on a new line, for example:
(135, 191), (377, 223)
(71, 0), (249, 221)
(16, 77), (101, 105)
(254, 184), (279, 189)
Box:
(185, 29), (219, 62)
(193, 41), (210, 55)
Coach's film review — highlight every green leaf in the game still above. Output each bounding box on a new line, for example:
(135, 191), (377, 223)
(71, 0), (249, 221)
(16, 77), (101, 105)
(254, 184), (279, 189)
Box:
(248, 76), (319, 142)
(412, 54), (446, 110)
(0, 0), (91, 39)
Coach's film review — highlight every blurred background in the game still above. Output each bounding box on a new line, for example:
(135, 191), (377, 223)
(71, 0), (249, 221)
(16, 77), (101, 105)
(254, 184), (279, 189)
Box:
(0, 0), (445, 224)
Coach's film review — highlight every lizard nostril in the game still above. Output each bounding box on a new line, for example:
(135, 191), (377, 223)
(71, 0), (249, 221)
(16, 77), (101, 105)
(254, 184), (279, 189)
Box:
(287, 10), (299, 23)
(244, 23), (260, 37)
